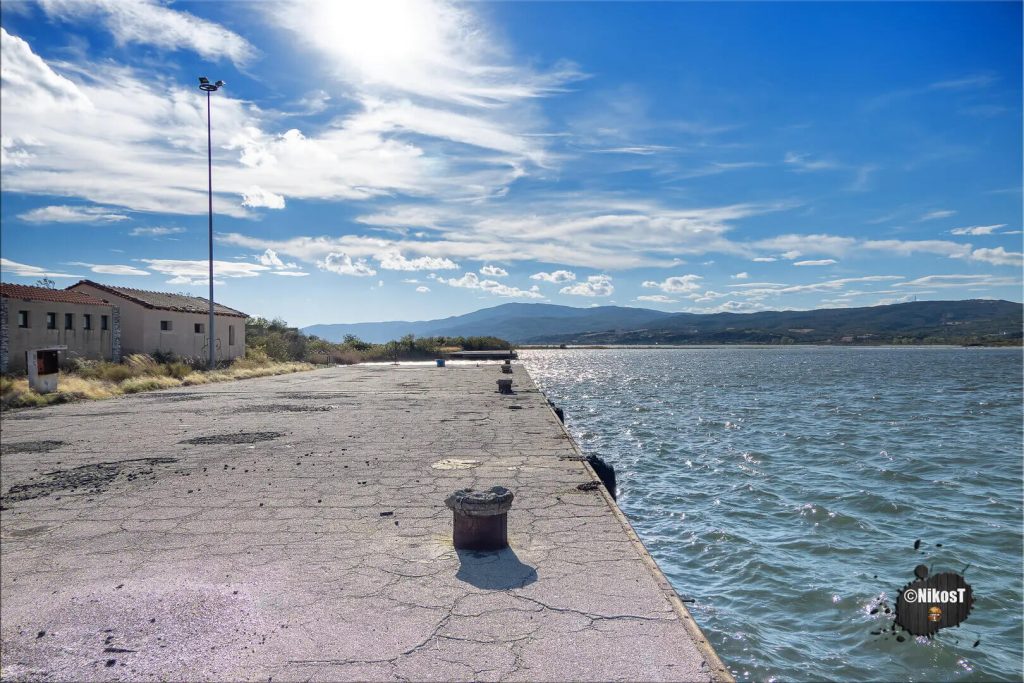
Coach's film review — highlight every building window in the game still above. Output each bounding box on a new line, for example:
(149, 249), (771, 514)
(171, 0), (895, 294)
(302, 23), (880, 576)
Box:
(194, 323), (205, 334)
(17, 311), (29, 328)
(83, 314), (93, 330)
(46, 312), (57, 329)
(229, 325), (236, 346)
(160, 320), (172, 331)
(65, 313), (74, 330)
(101, 315), (109, 331)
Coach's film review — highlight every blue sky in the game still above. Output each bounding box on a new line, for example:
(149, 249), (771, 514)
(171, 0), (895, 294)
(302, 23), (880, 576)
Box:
(1, 0), (1020, 327)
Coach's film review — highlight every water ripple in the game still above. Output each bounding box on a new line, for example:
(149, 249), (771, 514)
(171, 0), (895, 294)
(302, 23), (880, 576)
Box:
(523, 347), (1023, 682)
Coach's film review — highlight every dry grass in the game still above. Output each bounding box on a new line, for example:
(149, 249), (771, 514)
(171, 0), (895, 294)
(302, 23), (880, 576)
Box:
(1, 358), (315, 409)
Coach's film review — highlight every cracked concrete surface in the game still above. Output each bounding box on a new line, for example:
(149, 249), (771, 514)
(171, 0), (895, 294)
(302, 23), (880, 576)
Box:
(0, 364), (729, 682)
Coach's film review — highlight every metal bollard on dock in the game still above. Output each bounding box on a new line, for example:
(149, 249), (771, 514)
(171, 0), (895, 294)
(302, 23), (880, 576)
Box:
(445, 486), (514, 551)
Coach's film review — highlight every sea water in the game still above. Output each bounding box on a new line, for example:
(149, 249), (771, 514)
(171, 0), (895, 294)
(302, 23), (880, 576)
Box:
(520, 347), (1023, 682)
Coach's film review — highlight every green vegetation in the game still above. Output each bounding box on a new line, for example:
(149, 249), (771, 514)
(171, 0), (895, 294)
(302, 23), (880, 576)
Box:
(540, 300), (1023, 347)
(247, 316), (510, 364)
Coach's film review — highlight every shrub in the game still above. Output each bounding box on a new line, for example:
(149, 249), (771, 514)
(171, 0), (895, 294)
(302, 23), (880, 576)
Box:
(151, 349), (178, 364)
(120, 376), (182, 393)
(162, 362), (193, 379)
(126, 354), (161, 375)
(233, 347), (272, 370)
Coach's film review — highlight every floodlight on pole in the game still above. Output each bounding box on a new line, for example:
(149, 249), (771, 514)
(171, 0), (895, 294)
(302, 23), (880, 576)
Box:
(198, 76), (224, 369)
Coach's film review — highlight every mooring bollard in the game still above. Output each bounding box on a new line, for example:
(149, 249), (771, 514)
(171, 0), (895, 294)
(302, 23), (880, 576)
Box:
(445, 486), (514, 551)
(503, 359), (511, 366)
(500, 364), (513, 374)
(496, 378), (513, 394)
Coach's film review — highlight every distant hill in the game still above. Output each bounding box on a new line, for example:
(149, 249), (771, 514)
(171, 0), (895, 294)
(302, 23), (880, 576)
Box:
(303, 300), (1023, 345)
(303, 303), (673, 343)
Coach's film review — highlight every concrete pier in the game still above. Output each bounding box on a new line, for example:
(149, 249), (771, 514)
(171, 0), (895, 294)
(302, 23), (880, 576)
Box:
(0, 364), (730, 682)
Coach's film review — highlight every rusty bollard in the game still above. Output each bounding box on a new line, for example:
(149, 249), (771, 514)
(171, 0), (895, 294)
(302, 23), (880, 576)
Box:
(496, 378), (513, 394)
(500, 364), (513, 374)
(445, 486), (514, 551)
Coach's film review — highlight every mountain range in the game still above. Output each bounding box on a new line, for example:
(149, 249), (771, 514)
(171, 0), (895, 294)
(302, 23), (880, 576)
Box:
(303, 299), (1023, 345)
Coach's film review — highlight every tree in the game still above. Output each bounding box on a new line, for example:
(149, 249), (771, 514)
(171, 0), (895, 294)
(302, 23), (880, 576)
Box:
(34, 277), (56, 289)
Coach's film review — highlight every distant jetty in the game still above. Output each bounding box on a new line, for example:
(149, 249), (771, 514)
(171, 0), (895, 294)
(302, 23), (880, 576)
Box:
(447, 349), (517, 360)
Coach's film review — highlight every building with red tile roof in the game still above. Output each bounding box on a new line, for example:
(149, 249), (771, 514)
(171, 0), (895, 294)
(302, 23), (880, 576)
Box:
(1, 283), (120, 373)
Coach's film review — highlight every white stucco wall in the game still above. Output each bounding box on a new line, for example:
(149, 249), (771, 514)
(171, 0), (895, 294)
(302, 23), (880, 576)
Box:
(69, 284), (246, 362)
(1, 298), (115, 373)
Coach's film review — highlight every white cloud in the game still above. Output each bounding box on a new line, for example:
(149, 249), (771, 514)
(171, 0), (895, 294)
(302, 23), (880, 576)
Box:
(970, 247), (1023, 267)
(318, 253), (377, 277)
(416, 285), (430, 293)
(377, 252), (459, 271)
(256, 249), (287, 268)
(141, 259), (269, 285)
(68, 262), (149, 276)
(480, 264), (508, 277)
(873, 294), (918, 306)
(894, 274), (1021, 290)
(215, 198), (786, 271)
(18, 204), (128, 223)
(862, 239), (968, 258)
(783, 151), (838, 172)
(0, 28), (535, 219)
(642, 274), (702, 293)
(531, 270), (576, 284)
(255, 248), (306, 275)
(241, 186), (286, 209)
(793, 259), (837, 266)
(597, 145), (677, 155)
(38, 0), (255, 66)
(271, 0), (582, 108)
(686, 290), (729, 302)
(129, 226), (184, 237)
(752, 257), (776, 263)
(729, 276), (906, 298)
(951, 224), (1006, 236)
(731, 272), (749, 279)
(781, 250), (802, 260)
(560, 274), (613, 297)
(438, 272), (544, 299)
(919, 209), (956, 222)
(0, 257), (81, 279)
(636, 294), (677, 303)
(684, 300), (772, 314)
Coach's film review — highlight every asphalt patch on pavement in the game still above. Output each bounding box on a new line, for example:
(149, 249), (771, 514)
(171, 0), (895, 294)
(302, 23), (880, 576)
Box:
(1, 457), (178, 505)
(180, 431), (284, 445)
(241, 404), (335, 413)
(276, 392), (350, 400)
(136, 394), (205, 402)
(0, 440), (66, 455)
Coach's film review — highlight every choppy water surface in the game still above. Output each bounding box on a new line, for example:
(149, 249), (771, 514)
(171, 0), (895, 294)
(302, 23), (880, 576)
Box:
(521, 348), (1022, 682)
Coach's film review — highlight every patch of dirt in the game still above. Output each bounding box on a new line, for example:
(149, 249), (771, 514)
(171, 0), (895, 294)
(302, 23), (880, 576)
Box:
(181, 431), (284, 445)
(0, 440), (65, 455)
(1, 457), (178, 505)
(241, 404), (335, 413)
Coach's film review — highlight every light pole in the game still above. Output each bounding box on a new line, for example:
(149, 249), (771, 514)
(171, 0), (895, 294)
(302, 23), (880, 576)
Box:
(199, 76), (224, 370)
